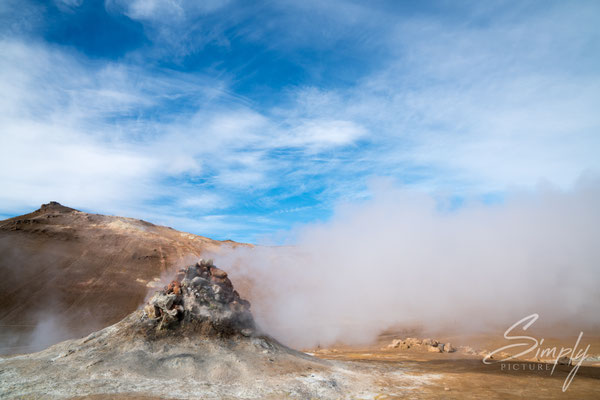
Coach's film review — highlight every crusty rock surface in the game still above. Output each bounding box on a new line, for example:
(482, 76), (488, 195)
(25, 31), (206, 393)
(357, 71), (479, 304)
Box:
(143, 259), (254, 336)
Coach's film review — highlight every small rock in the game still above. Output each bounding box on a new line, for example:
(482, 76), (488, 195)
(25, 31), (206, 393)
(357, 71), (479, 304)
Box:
(229, 301), (244, 312)
(166, 280), (181, 294)
(191, 276), (209, 287)
(428, 345), (442, 353)
(444, 343), (456, 353)
(399, 342), (411, 350)
(210, 267), (228, 279)
(150, 292), (177, 310)
(144, 304), (160, 319)
(199, 259), (214, 267)
(558, 356), (572, 366)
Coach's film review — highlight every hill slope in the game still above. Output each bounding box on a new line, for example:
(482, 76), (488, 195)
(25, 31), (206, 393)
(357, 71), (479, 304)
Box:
(0, 202), (239, 354)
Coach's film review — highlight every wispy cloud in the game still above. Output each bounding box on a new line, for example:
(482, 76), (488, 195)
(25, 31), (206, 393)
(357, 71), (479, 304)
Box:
(0, 1), (598, 241)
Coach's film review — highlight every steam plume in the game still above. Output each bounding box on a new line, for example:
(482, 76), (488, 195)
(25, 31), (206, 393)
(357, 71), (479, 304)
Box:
(213, 177), (600, 348)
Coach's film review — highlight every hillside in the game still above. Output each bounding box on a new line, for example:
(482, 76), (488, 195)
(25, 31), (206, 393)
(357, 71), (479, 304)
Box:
(0, 202), (242, 354)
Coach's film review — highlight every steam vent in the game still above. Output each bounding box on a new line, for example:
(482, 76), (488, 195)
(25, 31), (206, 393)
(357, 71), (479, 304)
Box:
(143, 259), (255, 336)
(0, 257), (347, 399)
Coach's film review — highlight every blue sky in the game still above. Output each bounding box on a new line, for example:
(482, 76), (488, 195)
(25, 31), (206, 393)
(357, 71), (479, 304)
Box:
(1, 0), (599, 242)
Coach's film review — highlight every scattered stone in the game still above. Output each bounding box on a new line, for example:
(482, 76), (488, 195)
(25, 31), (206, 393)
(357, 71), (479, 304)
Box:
(388, 337), (456, 353)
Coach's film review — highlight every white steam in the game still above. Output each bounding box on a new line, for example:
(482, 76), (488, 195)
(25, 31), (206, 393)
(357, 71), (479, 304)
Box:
(213, 177), (600, 348)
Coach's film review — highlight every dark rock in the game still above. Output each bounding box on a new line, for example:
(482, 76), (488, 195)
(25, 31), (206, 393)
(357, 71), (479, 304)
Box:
(143, 260), (254, 336)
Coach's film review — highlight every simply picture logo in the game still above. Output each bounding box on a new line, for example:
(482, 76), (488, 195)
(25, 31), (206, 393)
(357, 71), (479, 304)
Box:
(482, 313), (591, 392)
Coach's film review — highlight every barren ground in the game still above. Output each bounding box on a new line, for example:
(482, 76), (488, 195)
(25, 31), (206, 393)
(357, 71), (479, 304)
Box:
(1, 204), (598, 398)
(304, 331), (600, 399)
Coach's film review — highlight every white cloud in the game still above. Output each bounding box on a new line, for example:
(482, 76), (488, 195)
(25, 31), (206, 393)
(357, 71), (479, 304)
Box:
(108, 0), (229, 21)
(286, 120), (365, 149)
(277, 1), (600, 193)
(1, 1), (598, 242)
(0, 40), (211, 214)
(0, 37), (367, 239)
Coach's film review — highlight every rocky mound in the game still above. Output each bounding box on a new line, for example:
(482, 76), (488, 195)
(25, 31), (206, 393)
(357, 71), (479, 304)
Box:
(142, 259), (254, 337)
(0, 260), (393, 399)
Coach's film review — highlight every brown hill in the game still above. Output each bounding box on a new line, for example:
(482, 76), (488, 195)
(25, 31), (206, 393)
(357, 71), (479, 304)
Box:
(0, 202), (243, 354)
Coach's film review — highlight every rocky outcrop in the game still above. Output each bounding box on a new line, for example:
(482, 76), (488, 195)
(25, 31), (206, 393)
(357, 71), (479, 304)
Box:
(386, 337), (456, 353)
(143, 259), (254, 336)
